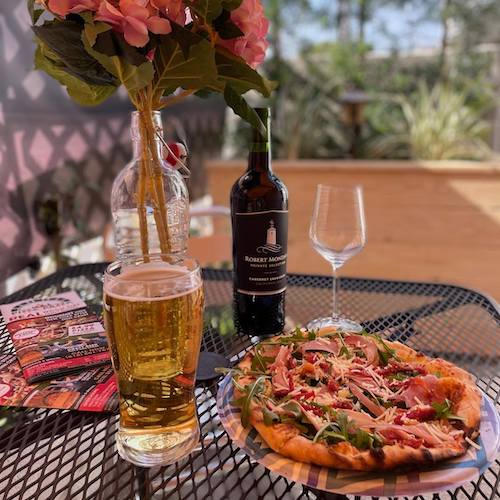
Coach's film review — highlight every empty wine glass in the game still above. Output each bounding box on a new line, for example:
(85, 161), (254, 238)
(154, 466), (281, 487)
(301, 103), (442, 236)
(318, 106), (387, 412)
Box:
(308, 184), (366, 332)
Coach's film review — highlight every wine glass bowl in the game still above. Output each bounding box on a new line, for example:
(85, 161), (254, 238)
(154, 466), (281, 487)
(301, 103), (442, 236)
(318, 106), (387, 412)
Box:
(307, 184), (366, 332)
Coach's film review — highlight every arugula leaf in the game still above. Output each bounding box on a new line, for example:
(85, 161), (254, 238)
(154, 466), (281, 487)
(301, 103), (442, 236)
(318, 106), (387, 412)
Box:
(333, 332), (351, 358)
(339, 345), (351, 358)
(378, 349), (392, 366)
(307, 330), (317, 341)
(388, 371), (420, 381)
(262, 407), (280, 426)
(280, 401), (303, 419)
(350, 429), (380, 450)
(312, 412), (380, 450)
(215, 367), (269, 377)
(432, 399), (465, 421)
(238, 376), (266, 427)
(259, 327), (311, 346)
(250, 345), (274, 372)
(359, 331), (400, 365)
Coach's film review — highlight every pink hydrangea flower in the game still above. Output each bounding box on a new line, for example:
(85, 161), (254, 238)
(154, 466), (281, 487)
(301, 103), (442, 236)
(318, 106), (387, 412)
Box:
(217, 0), (269, 68)
(43, 0), (100, 17)
(95, 0), (172, 47)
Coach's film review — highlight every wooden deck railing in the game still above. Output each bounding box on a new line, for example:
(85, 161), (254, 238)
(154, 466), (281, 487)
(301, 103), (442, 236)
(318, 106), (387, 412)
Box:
(207, 160), (500, 301)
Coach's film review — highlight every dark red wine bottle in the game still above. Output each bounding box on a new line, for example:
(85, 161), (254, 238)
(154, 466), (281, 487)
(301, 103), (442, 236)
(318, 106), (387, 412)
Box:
(230, 108), (289, 337)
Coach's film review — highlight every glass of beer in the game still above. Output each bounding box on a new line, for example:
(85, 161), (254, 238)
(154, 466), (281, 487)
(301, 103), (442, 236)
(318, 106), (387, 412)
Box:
(103, 254), (204, 467)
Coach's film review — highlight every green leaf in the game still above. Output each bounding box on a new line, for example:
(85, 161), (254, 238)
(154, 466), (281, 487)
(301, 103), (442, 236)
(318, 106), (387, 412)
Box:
(388, 372), (409, 382)
(280, 401), (303, 419)
(84, 21), (112, 47)
(28, 0), (44, 24)
(350, 429), (376, 450)
(432, 399), (465, 421)
(216, 47), (276, 96)
(224, 85), (267, 136)
(262, 407), (280, 426)
(221, 0), (243, 10)
(35, 43), (117, 106)
(307, 330), (317, 341)
(152, 28), (219, 96)
(213, 10), (244, 40)
(313, 422), (346, 443)
(195, 89), (215, 98)
(27, 0), (35, 19)
(313, 412), (380, 450)
(250, 346), (274, 372)
(33, 19), (116, 86)
(235, 376), (266, 428)
(185, 0), (224, 22)
(82, 30), (153, 92)
(359, 331), (399, 365)
(91, 28), (150, 66)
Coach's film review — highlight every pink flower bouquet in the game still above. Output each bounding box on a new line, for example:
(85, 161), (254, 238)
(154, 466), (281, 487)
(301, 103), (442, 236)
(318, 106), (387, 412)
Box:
(30, 0), (273, 125)
(29, 0), (274, 254)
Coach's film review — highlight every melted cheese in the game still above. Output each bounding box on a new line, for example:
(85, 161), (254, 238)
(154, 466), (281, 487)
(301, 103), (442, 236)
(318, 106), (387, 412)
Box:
(465, 436), (481, 450)
(375, 406), (394, 422)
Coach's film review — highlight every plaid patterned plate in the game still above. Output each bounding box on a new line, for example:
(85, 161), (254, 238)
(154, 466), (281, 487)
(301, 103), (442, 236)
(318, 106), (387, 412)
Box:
(216, 374), (500, 497)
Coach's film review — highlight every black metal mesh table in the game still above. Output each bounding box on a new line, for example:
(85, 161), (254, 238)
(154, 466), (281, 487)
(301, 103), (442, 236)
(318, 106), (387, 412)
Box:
(0, 264), (498, 500)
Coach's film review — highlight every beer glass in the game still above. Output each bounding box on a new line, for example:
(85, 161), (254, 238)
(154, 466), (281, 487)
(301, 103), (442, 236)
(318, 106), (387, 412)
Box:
(103, 254), (204, 467)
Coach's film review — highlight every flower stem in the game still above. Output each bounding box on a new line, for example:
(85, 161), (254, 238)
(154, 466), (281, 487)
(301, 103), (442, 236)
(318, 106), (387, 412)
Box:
(136, 88), (172, 258)
(137, 156), (150, 262)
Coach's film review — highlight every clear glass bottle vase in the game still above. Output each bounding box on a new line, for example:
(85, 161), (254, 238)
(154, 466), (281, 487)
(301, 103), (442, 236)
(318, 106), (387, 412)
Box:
(111, 111), (189, 260)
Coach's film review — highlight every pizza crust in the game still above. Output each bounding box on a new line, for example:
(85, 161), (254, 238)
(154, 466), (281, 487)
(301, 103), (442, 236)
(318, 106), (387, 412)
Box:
(250, 408), (466, 471)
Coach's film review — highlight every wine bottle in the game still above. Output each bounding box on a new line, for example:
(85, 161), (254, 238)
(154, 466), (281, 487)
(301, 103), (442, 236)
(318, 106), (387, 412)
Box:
(230, 108), (289, 337)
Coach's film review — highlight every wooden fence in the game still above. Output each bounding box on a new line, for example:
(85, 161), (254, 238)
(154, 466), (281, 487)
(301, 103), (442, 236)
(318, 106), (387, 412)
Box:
(207, 160), (500, 301)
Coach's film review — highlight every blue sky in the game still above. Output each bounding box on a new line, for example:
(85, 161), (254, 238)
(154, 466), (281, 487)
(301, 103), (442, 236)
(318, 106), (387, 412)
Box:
(286, 2), (443, 55)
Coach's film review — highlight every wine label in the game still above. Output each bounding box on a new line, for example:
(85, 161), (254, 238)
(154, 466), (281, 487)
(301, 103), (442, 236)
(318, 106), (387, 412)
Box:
(234, 210), (288, 295)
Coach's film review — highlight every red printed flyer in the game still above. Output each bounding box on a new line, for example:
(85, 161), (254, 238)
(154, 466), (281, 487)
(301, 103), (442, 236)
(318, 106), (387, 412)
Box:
(0, 292), (111, 383)
(0, 354), (118, 412)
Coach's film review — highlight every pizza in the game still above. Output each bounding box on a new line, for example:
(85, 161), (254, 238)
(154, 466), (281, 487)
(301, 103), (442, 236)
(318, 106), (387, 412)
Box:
(229, 327), (482, 471)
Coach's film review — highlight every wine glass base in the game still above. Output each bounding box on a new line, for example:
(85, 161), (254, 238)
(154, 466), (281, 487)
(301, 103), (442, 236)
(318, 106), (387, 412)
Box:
(306, 317), (363, 333)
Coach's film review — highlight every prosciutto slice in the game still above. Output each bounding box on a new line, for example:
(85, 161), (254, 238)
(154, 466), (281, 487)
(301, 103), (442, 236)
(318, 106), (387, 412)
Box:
(348, 383), (385, 417)
(339, 409), (377, 427)
(260, 343), (281, 358)
(398, 375), (446, 407)
(271, 365), (290, 397)
(268, 345), (292, 370)
(374, 423), (447, 446)
(269, 345), (293, 397)
(302, 338), (340, 356)
(299, 404), (324, 431)
(344, 335), (379, 365)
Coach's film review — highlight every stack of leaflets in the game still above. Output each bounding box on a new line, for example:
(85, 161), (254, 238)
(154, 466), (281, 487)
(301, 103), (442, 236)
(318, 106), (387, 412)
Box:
(0, 291), (117, 412)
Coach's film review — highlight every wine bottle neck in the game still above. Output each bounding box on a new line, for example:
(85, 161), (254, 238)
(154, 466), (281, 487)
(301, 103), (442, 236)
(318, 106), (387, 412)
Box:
(247, 150), (272, 173)
(248, 108), (272, 172)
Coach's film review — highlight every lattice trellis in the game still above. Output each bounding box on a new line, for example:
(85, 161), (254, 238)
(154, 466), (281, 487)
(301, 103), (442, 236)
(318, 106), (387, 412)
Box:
(0, 4), (226, 282)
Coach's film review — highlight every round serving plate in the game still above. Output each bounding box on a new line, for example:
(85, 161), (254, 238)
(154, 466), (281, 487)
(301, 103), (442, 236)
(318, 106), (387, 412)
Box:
(216, 373), (500, 497)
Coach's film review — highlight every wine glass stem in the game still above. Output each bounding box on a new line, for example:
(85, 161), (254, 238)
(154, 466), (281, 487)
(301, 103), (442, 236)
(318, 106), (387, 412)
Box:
(332, 265), (339, 319)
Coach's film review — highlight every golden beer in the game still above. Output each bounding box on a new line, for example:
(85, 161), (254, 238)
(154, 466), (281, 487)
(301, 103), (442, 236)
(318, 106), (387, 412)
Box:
(103, 256), (204, 466)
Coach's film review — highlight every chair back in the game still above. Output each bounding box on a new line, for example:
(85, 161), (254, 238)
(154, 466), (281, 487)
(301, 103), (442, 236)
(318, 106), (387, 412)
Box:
(187, 206), (232, 267)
